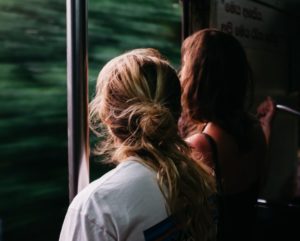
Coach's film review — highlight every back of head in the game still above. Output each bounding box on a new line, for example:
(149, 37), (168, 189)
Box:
(180, 28), (252, 124)
(180, 29), (253, 145)
(89, 48), (181, 155)
(89, 48), (215, 241)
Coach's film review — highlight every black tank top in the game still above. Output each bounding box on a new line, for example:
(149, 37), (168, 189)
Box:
(202, 129), (258, 241)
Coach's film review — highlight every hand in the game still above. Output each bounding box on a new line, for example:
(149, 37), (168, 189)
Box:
(256, 96), (276, 144)
(257, 96), (276, 124)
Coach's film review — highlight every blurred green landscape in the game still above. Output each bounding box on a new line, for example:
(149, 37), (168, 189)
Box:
(0, 0), (181, 240)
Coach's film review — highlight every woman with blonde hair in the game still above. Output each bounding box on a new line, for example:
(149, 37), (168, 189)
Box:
(59, 48), (215, 241)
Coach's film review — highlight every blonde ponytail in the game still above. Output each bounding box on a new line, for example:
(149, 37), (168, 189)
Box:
(89, 48), (215, 241)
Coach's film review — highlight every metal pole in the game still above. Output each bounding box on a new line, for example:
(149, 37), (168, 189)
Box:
(66, 0), (89, 202)
(181, 0), (190, 41)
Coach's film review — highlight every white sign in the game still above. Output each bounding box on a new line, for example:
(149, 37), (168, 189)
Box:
(210, 0), (288, 51)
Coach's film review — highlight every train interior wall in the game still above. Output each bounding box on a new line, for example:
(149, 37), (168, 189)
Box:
(205, 0), (300, 202)
(208, 0), (300, 239)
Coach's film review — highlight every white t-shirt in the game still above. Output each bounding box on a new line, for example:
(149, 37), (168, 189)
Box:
(59, 157), (188, 241)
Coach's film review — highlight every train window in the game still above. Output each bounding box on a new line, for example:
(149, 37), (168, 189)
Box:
(0, 1), (68, 240)
(0, 0), (181, 240)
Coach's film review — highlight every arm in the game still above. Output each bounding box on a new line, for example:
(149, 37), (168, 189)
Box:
(256, 96), (276, 145)
(59, 208), (115, 241)
(256, 97), (275, 189)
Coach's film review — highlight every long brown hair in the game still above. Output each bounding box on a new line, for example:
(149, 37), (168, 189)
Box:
(89, 48), (215, 241)
(179, 29), (254, 149)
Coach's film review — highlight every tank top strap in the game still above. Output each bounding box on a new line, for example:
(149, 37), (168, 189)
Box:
(201, 132), (223, 194)
(201, 122), (208, 132)
(201, 132), (225, 240)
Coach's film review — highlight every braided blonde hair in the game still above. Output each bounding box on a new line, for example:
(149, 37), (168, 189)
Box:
(89, 48), (215, 241)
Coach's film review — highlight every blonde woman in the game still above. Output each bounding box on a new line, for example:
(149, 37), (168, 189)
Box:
(59, 48), (215, 241)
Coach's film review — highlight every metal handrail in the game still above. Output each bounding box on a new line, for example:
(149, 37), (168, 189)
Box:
(276, 104), (300, 118)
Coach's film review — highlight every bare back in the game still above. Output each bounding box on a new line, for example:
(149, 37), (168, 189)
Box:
(186, 121), (267, 195)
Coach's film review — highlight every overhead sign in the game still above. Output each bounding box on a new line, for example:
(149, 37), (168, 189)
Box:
(210, 0), (288, 51)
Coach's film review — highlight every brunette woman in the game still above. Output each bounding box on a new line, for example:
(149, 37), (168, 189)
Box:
(179, 29), (275, 241)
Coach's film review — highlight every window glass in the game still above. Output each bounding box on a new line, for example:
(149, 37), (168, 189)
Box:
(0, 1), (67, 240)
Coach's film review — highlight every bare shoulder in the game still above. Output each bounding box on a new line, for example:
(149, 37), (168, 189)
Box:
(185, 133), (215, 173)
(185, 133), (211, 154)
